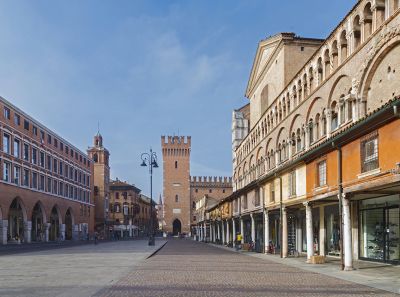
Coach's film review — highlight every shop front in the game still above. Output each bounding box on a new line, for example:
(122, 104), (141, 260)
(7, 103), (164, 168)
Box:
(359, 195), (399, 264)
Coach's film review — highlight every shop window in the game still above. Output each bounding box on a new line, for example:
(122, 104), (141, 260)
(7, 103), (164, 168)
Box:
(317, 160), (327, 187)
(361, 132), (378, 173)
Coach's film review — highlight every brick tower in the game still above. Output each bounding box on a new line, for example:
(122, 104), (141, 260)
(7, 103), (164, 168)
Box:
(87, 132), (110, 235)
(161, 136), (191, 235)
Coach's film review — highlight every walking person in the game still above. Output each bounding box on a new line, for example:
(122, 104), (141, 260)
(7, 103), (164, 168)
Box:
(235, 232), (242, 251)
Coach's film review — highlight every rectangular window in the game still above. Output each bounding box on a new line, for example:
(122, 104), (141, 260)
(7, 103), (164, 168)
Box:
(13, 166), (20, 185)
(243, 195), (248, 209)
(40, 151), (45, 167)
(69, 167), (73, 180)
(53, 158), (58, 173)
(60, 142), (63, 151)
(361, 132), (379, 173)
(32, 147), (37, 165)
(3, 106), (10, 119)
(270, 182), (275, 202)
(23, 143), (29, 161)
(24, 119), (29, 131)
(40, 130), (45, 143)
(47, 155), (52, 171)
(23, 169), (29, 186)
(32, 126), (38, 136)
(47, 177), (51, 192)
(59, 161), (63, 175)
(13, 138), (20, 158)
(32, 172), (38, 189)
(65, 164), (68, 178)
(3, 133), (10, 154)
(65, 184), (69, 198)
(59, 182), (63, 196)
(47, 134), (52, 144)
(255, 189), (260, 206)
(53, 180), (57, 194)
(317, 160), (327, 187)
(2, 161), (10, 182)
(54, 138), (58, 148)
(289, 170), (296, 197)
(14, 114), (20, 126)
(39, 175), (45, 191)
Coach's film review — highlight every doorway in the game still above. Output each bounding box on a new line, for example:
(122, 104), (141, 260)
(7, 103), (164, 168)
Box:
(172, 219), (181, 236)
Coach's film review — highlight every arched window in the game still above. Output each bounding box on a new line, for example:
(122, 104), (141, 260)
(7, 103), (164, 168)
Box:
(309, 119), (314, 144)
(296, 129), (302, 152)
(175, 161), (178, 169)
(175, 195), (179, 202)
(93, 153), (98, 163)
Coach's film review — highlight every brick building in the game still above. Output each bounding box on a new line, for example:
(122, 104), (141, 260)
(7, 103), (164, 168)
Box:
(0, 97), (94, 244)
(161, 135), (232, 236)
(206, 0), (400, 267)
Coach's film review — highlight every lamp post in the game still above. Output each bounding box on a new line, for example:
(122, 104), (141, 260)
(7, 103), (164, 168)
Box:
(140, 148), (158, 246)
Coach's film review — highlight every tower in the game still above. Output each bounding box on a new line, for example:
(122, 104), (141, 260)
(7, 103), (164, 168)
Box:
(161, 135), (191, 235)
(87, 132), (110, 235)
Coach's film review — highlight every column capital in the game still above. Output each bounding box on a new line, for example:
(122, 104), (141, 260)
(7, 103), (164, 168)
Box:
(303, 201), (312, 207)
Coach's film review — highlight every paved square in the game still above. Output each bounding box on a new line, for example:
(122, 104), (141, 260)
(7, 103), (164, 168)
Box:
(95, 239), (398, 297)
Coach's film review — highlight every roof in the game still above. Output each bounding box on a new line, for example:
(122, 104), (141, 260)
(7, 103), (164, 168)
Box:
(109, 179), (141, 193)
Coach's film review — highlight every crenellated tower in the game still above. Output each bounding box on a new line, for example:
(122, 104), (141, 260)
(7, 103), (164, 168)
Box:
(161, 136), (191, 235)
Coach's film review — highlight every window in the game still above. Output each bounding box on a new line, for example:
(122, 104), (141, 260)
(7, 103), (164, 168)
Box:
(175, 194), (179, 202)
(317, 160), (327, 187)
(243, 195), (248, 209)
(54, 138), (58, 148)
(2, 161), (10, 182)
(13, 138), (20, 158)
(32, 172), (38, 189)
(331, 112), (338, 130)
(116, 192), (119, 199)
(47, 134), (52, 144)
(209, 189), (212, 193)
(39, 175), (45, 191)
(255, 189), (260, 206)
(23, 169), (29, 186)
(223, 189), (225, 193)
(14, 114), (20, 126)
(270, 182), (275, 202)
(24, 119), (30, 131)
(59, 161), (63, 175)
(32, 147), (37, 165)
(53, 158), (58, 173)
(47, 155), (52, 171)
(47, 177), (51, 192)
(65, 146), (69, 154)
(13, 165), (21, 184)
(33, 126), (38, 136)
(3, 107), (10, 119)
(53, 180), (57, 194)
(114, 203), (120, 213)
(289, 170), (296, 197)
(40, 151), (45, 167)
(60, 142), (64, 151)
(175, 161), (178, 169)
(361, 132), (379, 173)
(40, 130), (44, 142)
(3, 133), (10, 154)
(93, 153), (98, 163)
(192, 201), (196, 209)
(59, 182), (64, 196)
(195, 188), (198, 193)
(65, 184), (69, 198)
(23, 143), (29, 161)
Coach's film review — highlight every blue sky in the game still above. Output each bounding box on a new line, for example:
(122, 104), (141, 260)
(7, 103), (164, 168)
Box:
(0, 0), (355, 199)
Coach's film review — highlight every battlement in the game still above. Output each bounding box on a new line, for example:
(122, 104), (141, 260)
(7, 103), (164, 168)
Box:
(190, 176), (232, 188)
(161, 135), (191, 146)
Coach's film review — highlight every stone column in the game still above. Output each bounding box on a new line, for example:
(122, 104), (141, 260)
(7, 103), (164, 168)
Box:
(217, 222), (221, 242)
(203, 221), (207, 242)
(23, 221), (32, 243)
(326, 110), (332, 137)
(221, 221), (225, 244)
(232, 218), (236, 243)
(45, 223), (51, 242)
(226, 220), (230, 244)
(297, 217), (303, 253)
(250, 213), (255, 244)
(209, 222), (212, 242)
(304, 125), (310, 149)
(282, 207), (288, 258)
(264, 210), (269, 253)
(304, 202), (313, 262)
(343, 195), (353, 270)
(240, 217), (244, 244)
(0, 220), (8, 245)
(60, 224), (66, 241)
(319, 206), (325, 256)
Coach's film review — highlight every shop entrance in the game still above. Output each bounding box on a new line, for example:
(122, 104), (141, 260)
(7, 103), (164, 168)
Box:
(360, 196), (399, 264)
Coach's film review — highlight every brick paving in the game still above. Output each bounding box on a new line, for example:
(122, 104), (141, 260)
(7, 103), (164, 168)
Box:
(94, 239), (398, 297)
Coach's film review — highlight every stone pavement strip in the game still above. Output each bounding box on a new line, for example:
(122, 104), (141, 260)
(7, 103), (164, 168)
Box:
(94, 239), (399, 297)
(0, 239), (166, 297)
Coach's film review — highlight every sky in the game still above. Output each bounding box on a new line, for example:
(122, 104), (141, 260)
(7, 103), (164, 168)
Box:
(0, 0), (356, 199)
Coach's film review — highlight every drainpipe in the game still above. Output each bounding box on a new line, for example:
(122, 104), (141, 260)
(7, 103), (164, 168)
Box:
(333, 142), (344, 271)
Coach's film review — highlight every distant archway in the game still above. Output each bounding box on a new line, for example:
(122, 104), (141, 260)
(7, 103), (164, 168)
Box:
(65, 208), (74, 240)
(172, 219), (182, 236)
(8, 198), (27, 242)
(49, 206), (61, 241)
(31, 201), (46, 242)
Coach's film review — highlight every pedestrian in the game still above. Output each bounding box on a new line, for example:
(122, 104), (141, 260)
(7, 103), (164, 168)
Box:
(94, 232), (98, 245)
(235, 232), (242, 251)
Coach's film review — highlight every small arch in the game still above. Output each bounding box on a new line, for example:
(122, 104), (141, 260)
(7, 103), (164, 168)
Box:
(31, 201), (47, 242)
(93, 153), (98, 163)
(65, 208), (75, 240)
(353, 15), (361, 50)
(8, 197), (28, 242)
(363, 2), (373, 40)
(49, 205), (62, 241)
(339, 30), (348, 61)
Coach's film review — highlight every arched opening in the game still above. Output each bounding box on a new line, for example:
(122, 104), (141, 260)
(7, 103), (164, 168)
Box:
(65, 208), (74, 240)
(49, 206), (61, 241)
(93, 153), (98, 163)
(8, 198), (27, 243)
(331, 101), (339, 131)
(331, 41), (339, 69)
(309, 119), (314, 144)
(324, 49), (331, 78)
(353, 15), (361, 50)
(363, 3), (373, 40)
(340, 31), (348, 62)
(31, 202), (46, 242)
(172, 219), (182, 236)
(317, 57), (323, 84)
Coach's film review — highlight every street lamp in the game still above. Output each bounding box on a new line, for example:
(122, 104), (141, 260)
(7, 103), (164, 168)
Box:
(140, 148), (158, 246)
